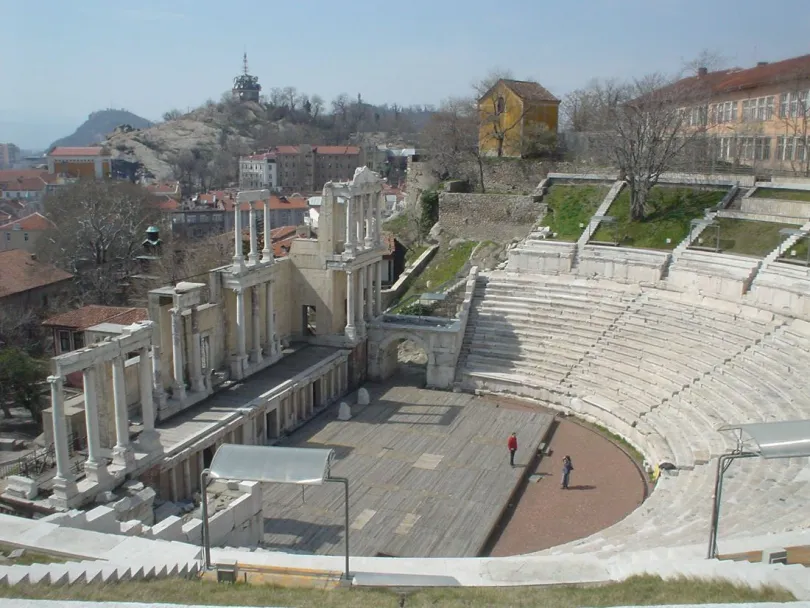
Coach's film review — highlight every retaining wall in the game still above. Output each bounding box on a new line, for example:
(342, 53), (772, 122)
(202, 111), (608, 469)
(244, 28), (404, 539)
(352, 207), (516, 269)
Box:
(381, 245), (438, 309)
(438, 192), (543, 242)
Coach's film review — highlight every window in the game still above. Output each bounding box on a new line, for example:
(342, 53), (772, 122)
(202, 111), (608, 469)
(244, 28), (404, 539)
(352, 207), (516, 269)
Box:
(710, 101), (737, 124)
(777, 136), (808, 162)
(742, 96), (775, 121)
(780, 90), (810, 119)
(186, 214), (198, 223)
(23, 232), (28, 241)
(738, 136), (771, 160)
(73, 332), (84, 349)
(59, 330), (71, 353)
(4, 232), (9, 241)
(496, 96), (505, 115)
(687, 105), (708, 127)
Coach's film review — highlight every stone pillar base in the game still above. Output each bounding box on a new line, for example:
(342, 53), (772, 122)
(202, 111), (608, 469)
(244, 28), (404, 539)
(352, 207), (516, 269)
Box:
(345, 326), (357, 342)
(112, 445), (135, 469)
(84, 461), (111, 485)
(172, 382), (187, 402)
(250, 348), (263, 365)
(49, 477), (78, 510)
(190, 377), (206, 394)
(230, 354), (249, 380)
(136, 430), (163, 455)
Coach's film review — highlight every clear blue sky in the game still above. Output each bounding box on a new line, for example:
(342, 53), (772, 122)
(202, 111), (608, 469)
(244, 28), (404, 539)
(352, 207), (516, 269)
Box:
(3, 0), (809, 149)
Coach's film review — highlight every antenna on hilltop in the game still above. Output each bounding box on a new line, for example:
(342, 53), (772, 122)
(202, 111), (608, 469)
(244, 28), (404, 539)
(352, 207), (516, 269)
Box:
(243, 52), (249, 76)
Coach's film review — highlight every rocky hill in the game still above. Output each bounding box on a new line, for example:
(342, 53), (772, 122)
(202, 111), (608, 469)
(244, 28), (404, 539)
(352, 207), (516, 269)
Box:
(49, 109), (153, 150)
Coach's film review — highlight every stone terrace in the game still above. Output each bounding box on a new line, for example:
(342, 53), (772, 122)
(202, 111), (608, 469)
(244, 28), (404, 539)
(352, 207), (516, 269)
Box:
(258, 380), (553, 558)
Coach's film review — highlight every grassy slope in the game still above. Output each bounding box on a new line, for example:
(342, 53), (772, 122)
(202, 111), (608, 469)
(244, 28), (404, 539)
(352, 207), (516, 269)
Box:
(0, 576), (794, 607)
(401, 241), (477, 300)
(0, 543), (67, 566)
(752, 187), (810, 202)
(706, 218), (796, 257)
(591, 186), (727, 250)
(542, 185), (609, 241)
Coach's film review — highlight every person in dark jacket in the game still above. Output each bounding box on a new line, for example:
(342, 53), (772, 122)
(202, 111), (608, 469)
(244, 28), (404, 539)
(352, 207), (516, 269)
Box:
(561, 455), (574, 489)
(507, 432), (518, 467)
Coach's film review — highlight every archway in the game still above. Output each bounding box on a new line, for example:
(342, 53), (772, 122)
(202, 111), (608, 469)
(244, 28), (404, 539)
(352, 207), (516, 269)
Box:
(372, 331), (432, 387)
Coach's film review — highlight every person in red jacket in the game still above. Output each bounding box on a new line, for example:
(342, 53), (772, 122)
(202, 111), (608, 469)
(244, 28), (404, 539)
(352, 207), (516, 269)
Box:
(507, 432), (518, 467)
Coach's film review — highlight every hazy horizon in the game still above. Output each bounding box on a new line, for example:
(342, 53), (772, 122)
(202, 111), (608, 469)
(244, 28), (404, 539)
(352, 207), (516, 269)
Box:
(4, 0), (809, 149)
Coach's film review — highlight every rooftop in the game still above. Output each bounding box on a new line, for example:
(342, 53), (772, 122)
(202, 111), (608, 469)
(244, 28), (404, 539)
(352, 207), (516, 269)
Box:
(0, 212), (56, 231)
(482, 79), (560, 104)
(0, 176), (48, 192)
(0, 250), (73, 299)
(42, 305), (148, 330)
(48, 146), (108, 158)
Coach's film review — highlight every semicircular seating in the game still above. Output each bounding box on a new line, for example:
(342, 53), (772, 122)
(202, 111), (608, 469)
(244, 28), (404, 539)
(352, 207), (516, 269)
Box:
(458, 270), (810, 556)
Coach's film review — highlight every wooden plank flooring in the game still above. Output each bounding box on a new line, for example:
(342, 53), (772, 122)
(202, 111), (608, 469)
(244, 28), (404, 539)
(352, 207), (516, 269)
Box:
(260, 380), (553, 557)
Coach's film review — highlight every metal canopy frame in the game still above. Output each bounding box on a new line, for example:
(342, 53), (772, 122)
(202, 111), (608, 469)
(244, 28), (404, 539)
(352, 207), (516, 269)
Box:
(708, 419), (810, 559)
(200, 444), (351, 580)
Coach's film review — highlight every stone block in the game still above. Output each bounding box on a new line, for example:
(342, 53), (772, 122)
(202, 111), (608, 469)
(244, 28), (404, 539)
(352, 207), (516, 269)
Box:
(84, 505), (119, 534)
(338, 402), (352, 421)
(181, 519), (203, 545)
(95, 491), (116, 504)
(208, 507), (236, 546)
(0, 438), (22, 451)
(357, 387), (370, 405)
(119, 520), (143, 536)
(5, 476), (39, 500)
(150, 515), (184, 542)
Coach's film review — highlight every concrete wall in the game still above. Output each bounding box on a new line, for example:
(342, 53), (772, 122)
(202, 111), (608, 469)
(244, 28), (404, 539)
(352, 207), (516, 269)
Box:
(577, 245), (670, 283)
(438, 192), (543, 242)
(742, 196), (810, 219)
(507, 240), (577, 274)
(716, 209), (806, 225)
(381, 245), (438, 309)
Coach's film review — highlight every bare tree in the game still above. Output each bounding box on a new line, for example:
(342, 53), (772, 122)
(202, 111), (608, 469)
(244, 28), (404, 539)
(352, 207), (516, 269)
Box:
(148, 233), (233, 287)
(268, 87), (286, 108)
(680, 49), (729, 77)
(776, 72), (810, 176)
(37, 181), (162, 305)
(282, 86), (298, 110)
(472, 68), (515, 98)
(310, 94), (324, 119)
(590, 74), (710, 220)
(421, 97), (483, 188)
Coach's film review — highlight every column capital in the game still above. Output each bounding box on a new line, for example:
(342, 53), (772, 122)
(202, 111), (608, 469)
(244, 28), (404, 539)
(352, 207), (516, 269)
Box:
(47, 374), (63, 385)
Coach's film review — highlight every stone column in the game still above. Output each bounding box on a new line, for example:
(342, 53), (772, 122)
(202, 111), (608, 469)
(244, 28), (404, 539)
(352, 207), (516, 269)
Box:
(111, 357), (134, 468)
(183, 458), (192, 499)
(357, 266), (366, 334)
(265, 281), (276, 358)
(345, 269), (357, 341)
(190, 308), (204, 393)
(374, 261), (383, 316)
(251, 286), (262, 364)
(82, 366), (108, 483)
(232, 203), (245, 272)
(151, 344), (166, 410)
(49, 374), (77, 505)
(366, 264), (374, 320)
(248, 201), (259, 265)
(374, 191), (382, 245)
(138, 346), (161, 453)
(345, 196), (354, 253)
(364, 193), (373, 248)
(234, 287), (248, 378)
(262, 200), (273, 263)
(170, 308), (186, 401)
(357, 195), (365, 245)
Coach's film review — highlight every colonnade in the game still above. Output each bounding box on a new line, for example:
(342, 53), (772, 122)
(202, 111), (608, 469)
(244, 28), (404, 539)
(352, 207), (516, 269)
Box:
(345, 261), (384, 341)
(344, 191), (382, 254)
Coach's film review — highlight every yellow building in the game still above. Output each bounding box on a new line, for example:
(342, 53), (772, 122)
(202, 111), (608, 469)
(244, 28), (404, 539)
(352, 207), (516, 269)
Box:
(47, 146), (112, 179)
(478, 79), (560, 158)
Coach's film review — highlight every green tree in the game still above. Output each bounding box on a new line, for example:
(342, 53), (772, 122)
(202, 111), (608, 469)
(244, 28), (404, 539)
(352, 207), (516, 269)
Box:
(0, 348), (47, 426)
(419, 190), (439, 238)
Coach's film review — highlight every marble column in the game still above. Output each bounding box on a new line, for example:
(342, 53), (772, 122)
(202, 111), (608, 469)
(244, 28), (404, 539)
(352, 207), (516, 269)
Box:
(170, 308), (186, 401)
(365, 264), (374, 320)
(262, 200), (273, 263)
(190, 308), (204, 393)
(265, 281), (276, 358)
(251, 286), (262, 364)
(138, 347), (161, 453)
(248, 201), (259, 265)
(183, 458), (192, 499)
(356, 266), (366, 334)
(232, 203), (245, 272)
(151, 344), (166, 409)
(111, 357), (134, 468)
(82, 366), (108, 483)
(48, 375), (76, 496)
(374, 191), (382, 245)
(374, 261), (383, 316)
(357, 194), (365, 245)
(234, 287), (248, 378)
(345, 196), (354, 253)
(364, 194), (373, 248)
(345, 269), (357, 341)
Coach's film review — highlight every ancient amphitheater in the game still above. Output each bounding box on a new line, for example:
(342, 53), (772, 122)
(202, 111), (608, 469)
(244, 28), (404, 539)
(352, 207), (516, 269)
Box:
(1, 171), (810, 601)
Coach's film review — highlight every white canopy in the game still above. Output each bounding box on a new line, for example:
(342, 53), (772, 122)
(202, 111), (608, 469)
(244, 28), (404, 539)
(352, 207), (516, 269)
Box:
(207, 444), (335, 485)
(718, 419), (810, 459)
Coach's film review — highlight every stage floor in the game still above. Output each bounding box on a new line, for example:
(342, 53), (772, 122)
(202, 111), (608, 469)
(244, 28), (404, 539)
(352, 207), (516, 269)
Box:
(259, 377), (553, 558)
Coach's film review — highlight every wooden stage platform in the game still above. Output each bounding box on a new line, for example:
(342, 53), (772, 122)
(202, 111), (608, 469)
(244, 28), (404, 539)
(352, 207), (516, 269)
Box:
(260, 378), (553, 558)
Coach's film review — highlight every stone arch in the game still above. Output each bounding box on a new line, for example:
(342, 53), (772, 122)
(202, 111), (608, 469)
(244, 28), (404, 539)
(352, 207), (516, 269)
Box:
(369, 330), (434, 383)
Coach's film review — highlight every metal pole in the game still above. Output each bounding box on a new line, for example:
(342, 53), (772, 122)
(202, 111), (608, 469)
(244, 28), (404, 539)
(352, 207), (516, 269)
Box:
(326, 476), (350, 581)
(201, 469), (211, 569)
(707, 452), (757, 559)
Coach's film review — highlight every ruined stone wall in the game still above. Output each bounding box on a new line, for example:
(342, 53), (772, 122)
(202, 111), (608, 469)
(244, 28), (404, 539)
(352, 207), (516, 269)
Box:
(438, 193), (544, 243)
(477, 158), (551, 194)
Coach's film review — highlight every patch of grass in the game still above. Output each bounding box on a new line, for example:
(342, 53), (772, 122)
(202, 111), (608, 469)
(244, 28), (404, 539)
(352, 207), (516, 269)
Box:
(542, 185), (609, 241)
(752, 187), (810, 202)
(401, 241), (477, 300)
(404, 245), (428, 266)
(0, 543), (68, 566)
(698, 218), (796, 257)
(781, 235), (810, 262)
(0, 575), (794, 607)
(591, 186), (727, 250)
(383, 214), (412, 242)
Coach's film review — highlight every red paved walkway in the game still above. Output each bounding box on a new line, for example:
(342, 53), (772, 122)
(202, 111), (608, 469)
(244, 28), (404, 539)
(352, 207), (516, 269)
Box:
(484, 403), (647, 556)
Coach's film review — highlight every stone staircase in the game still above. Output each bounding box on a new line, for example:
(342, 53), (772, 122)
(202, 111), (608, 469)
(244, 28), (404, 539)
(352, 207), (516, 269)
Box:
(0, 556), (199, 585)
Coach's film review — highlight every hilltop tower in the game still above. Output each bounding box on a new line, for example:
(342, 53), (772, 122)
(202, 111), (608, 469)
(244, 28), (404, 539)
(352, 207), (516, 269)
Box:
(232, 53), (261, 102)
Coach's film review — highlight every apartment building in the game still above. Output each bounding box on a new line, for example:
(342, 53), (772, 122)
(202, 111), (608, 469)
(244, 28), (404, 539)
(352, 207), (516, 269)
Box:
(0, 143), (21, 169)
(238, 153), (278, 191)
(242, 145), (362, 194)
(673, 53), (810, 173)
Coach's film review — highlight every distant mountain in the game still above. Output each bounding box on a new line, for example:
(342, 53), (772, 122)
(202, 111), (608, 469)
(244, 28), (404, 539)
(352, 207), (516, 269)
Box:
(49, 109), (153, 150)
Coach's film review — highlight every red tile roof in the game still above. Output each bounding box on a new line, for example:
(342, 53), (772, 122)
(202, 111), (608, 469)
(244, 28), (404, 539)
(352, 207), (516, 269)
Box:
(0, 212), (56, 231)
(0, 169), (51, 182)
(0, 212), (11, 223)
(315, 146), (360, 155)
(271, 225), (299, 257)
(146, 182), (181, 197)
(244, 153), (276, 161)
(228, 195), (310, 212)
(483, 79), (560, 103)
(42, 305), (148, 330)
(272, 146), (300, 155)
(0, 250), (73, 299)
(49, 146), (107, 157)
(0, 177), (47, 192)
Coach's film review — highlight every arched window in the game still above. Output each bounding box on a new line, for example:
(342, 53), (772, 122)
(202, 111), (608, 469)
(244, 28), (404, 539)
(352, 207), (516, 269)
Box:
(496, 96), (505, 115)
